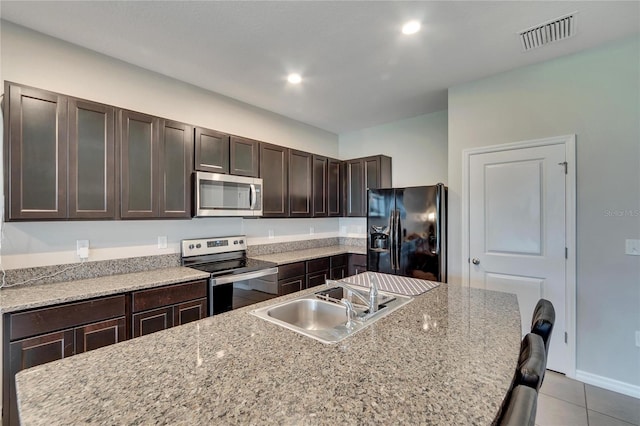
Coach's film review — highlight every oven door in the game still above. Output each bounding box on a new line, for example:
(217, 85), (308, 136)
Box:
(210, 267), (279, 315)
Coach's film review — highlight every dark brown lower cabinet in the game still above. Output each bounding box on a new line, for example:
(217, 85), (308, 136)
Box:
(75, 317), (126, 354)
(348, 254), (368, 276)
(330, 254), (348, 280)
(3, 295), (127, 426)
(130, 280), (208, 338)
(132, 306), (174, 338)
(306, 257), (329, 289)
(277, 261), (306, 295)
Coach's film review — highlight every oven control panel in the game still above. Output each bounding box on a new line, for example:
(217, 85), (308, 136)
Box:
(181, 236), (247, 257)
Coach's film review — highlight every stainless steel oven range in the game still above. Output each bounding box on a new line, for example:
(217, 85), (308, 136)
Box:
(181, 236), (279, 315)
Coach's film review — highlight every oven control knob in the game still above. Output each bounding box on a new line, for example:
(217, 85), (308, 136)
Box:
(196, 244), (202, 249)
(189, 244), (195, 250)
(239, 240), (244, 244)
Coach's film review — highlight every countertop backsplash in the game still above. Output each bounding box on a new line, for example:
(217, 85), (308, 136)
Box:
(2, 237), (367, 288)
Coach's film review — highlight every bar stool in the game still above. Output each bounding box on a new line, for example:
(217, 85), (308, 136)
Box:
(531, 299), (555, 357)
(493, 385), (538, 426)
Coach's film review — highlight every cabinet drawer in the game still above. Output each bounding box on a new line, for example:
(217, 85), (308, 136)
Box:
(306, 257), (330, 274)
(10, 295), (126, 341)
(131, 280), (207, 313)
(278, 262), (305, 280)
(278, 276), (304, 296)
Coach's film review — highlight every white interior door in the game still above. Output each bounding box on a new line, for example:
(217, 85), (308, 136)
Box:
(468, 142), (569, 373)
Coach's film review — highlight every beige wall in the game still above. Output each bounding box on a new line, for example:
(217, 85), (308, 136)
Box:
(338, 110), (448, 237)
(0, 21), (340, 268)
(448, 36), (640, 389)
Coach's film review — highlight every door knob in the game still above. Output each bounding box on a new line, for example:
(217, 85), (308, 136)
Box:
(472, 258), (480, 265)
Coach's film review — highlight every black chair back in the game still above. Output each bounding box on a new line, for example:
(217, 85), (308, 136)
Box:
(516, 332), (547, 391)
(531, 299), (555, 357)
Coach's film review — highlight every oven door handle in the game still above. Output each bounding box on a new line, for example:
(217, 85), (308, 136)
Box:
(210, 267), (279, 286)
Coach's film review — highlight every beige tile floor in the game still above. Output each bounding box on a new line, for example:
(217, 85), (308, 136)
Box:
(536, 371), (640, 426)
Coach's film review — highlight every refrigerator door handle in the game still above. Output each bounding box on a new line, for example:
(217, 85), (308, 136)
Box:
(395, 209), (401, 272)
(389, 208), (396, 270)
(435, 185), (441, 255)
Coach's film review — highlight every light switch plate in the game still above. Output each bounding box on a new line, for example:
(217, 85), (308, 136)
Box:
(625, 239), (640, 256)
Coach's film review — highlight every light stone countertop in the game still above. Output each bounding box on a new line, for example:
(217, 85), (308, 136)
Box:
(15, 281), (521, 425)
(250, 245), (367, 265)
(0, 267), (210, 313)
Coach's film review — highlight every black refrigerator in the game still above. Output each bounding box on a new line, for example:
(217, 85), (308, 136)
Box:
(367, 184), (447, 282)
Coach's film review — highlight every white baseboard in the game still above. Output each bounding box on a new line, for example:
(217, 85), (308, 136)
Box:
(575, 370), (640, 399)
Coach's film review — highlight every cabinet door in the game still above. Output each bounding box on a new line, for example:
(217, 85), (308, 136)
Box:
(75, 317), (126, 354)
(306, 271), (328, 289)
(278, 276), (305, 296)
(7, 83), (68, 220)
(365, 157), (380, 191)
(330, 266), (347, 280)
(132, 307), (173, 337)
(230, 136), (260, 177)
(260, 143), (288, 217)
(327, 158), (342, 217)
(348, 254), (368, 276)
(120, 110), (160, 218)
(8, 330), (74, 425)
(173, 298), (207, 326)
(312, 155), (328, 217)
(158, 120), (193, 218)
(289, 149), (312, 217)
(345, 159), (365, 217)
(194, 127), (229, 173)
(68, 98), (116, 219)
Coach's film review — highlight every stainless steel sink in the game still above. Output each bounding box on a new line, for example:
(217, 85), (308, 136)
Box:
(250, 284), (412, 344)
(266, 298), (348, 331)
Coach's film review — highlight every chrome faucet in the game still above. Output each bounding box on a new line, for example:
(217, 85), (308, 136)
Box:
(340, 298), (356, 329)
(326, 278), (380, 315)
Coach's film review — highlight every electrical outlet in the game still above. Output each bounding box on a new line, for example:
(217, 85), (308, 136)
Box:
(310, 227), (314, 235)
(340, 226), (347, 235)
(268, 229), (274, 239)
(625, 239), (640, 256)
(76, 240), (89, 259)
(157, 236), (168, 249)
(636, 331), (640, 348)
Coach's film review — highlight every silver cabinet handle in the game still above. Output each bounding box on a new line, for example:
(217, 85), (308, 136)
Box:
(472, 258), (480, 265)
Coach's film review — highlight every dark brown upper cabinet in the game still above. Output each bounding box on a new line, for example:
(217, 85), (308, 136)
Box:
(312, 155), (328, 217)
(288, 149), (313, 217)
(230, 136), (260, 177)
(6, 83), (68, 220)
(68, 99), (116, 219)
(194, 127), (230, 174)
(327, 158), (342, 217)
(260, 143), (288, 217)
(120, 111), (193, 219)
(158, 120), (193, 218)
(119, 110), (160, 218)
(345, 155), (392, 217)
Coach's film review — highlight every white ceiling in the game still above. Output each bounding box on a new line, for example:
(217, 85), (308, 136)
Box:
(1, 1), (638, 134)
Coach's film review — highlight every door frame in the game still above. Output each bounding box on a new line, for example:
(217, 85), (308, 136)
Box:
(461, 134), (577, 378)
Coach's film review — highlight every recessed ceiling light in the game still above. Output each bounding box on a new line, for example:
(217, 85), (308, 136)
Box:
(287, 73), (302, 84)
(402, 20), (421, 35)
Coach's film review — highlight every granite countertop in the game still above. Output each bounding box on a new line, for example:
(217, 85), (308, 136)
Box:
(251, 245), (367, 265)
(0, 267), (210, 313)
(15, 281), (521, 425)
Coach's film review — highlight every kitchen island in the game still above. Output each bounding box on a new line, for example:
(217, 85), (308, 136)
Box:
(14, 281), (520, 425)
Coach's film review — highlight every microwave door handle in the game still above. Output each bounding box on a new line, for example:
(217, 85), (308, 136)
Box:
(249, 184), (256, 210)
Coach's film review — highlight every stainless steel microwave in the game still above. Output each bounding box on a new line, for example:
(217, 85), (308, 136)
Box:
(194, 171), (263, 217)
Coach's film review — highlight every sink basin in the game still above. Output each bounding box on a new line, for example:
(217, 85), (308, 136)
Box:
(250, 284), (413, 344)
(266, 298), (347, 331)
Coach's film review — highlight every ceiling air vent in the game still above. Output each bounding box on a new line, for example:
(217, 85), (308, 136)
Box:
(519, 12), (577, 51)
